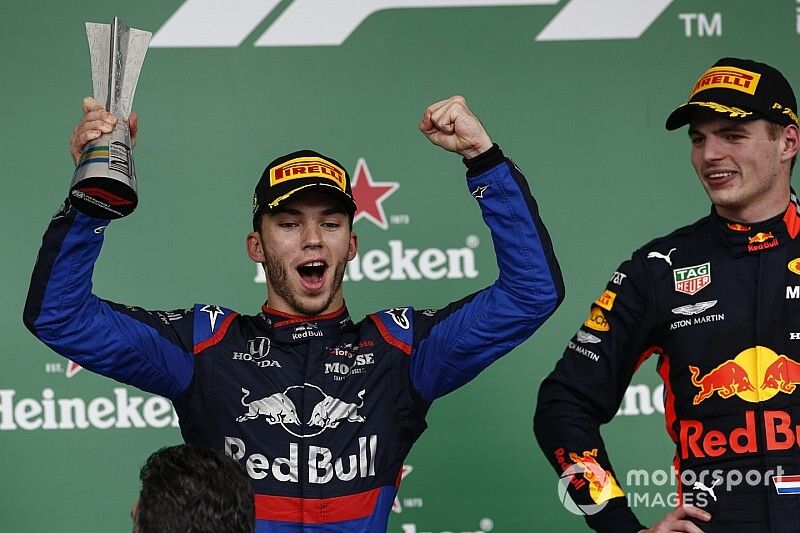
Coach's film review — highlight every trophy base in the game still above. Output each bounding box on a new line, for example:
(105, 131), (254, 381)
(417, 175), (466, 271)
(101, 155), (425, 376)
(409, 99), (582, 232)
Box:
(70, 176), (138, 219)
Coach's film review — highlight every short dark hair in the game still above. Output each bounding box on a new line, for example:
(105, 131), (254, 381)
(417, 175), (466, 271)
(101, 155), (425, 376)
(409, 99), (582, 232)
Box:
(134, 444), (254, 533)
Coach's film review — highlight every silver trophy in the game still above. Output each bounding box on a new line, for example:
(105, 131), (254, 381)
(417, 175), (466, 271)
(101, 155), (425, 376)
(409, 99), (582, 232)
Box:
(70, 18), (151, 219)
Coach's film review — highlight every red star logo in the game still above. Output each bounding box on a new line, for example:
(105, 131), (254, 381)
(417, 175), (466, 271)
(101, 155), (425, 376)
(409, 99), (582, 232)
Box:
(66, 361), (82, 378)
(351, 158), (398, 230)
(392, 464), (414, 513)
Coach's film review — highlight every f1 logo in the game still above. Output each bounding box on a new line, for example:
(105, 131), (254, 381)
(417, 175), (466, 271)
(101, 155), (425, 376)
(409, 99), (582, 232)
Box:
(152, 0), (675, 47)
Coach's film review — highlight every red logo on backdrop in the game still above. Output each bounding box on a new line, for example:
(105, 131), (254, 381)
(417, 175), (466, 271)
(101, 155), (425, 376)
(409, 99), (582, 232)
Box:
(392, 464), (413, 513)
(351, 158), (398, 230)
(66, 361), (82, 378)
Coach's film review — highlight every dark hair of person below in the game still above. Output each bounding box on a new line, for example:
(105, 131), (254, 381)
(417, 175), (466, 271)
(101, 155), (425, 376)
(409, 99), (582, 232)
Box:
(135, 444), (254, 533)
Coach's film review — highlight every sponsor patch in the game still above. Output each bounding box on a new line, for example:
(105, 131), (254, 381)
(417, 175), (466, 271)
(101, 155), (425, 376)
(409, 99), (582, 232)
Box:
(292, 322), (322, 340)
(610, 271), (627, 285)
(774, 475), (800, 495)
(727, 223), (751, 232)
(576, 330), (601, 344)
(386, 308), (410, 330)
(471, 184), (489, 199)
(747, 232), (778, 253)
(567, 449), (624, 504)
(672, 300), (717, 316)
(673, 262), (711, 296)
(200, 305), (225, 332)
(269, 156), (346, 190)
(594, 290), (616, 311)
(647, 248), (676, 266)
(584, 306), (609, 332)
(689, 66), (761, 98)
(789, 258), (800, 276)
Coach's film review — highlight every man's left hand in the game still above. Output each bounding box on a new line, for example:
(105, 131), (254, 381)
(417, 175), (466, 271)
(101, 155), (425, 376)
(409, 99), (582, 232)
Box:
(419, 95), (493, 159)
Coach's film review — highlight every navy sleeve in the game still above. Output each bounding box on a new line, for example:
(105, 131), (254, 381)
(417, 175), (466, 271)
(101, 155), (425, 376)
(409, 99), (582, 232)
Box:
(409, 147), (564, 402)
(534, 253), (655, 533)
(23, 201), (195, 400)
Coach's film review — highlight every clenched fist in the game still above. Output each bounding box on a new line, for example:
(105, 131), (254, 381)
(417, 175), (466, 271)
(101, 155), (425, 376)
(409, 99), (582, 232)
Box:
(419, 95), (492, 159)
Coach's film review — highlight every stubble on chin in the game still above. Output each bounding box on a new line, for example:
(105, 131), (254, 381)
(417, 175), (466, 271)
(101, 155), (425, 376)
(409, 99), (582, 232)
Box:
(263, 255), (348, 316)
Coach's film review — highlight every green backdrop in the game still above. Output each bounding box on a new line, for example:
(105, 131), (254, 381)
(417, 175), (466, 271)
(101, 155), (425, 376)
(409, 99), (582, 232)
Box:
(2, 1), (797, 531)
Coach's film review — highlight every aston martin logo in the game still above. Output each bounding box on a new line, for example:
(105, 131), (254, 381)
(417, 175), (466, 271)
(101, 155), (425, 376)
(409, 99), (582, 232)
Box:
(671, 300), (717, 316)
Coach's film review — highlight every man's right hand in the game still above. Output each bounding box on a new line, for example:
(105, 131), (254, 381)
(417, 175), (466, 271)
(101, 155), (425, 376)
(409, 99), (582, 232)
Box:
(70, 97), (138, 165)
(639, 505), (711, 532)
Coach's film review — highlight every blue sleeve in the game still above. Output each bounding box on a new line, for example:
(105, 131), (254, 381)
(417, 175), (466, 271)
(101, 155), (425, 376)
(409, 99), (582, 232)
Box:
(23, 202), (195, 400)
(409, 151), (564, 402)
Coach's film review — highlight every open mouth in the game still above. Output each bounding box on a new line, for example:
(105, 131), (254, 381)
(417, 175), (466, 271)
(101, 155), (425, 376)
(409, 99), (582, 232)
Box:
(297, 260), (327, 288)
(707, 171), (735, 180)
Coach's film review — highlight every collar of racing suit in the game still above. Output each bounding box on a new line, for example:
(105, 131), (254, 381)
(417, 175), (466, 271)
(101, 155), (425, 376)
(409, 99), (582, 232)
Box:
(258, 304), (355, 344)
(711, 189), (800, 257)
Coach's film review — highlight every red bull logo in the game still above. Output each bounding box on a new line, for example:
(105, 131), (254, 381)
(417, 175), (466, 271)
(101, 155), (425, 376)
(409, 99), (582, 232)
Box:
(748, 232), (774, 244)
(689, 361), (755, 405)
(689, 347), (800, 405)
(684, 351), (800, 459)
(308, 389), (366, 428)
(236, 388), (300, 425)
(762, 355), (800, 393)
(747, 232), (778, 253)
(681, 410), (800, 459)
(225, 434), (377, 484)
(727, 223), (751, 232)
(235, 383), (367, 438)
(566, 449), (624, 504)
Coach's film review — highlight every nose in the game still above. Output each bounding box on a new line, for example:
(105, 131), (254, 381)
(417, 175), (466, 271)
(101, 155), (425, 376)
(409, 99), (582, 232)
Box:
(302, 223), (323, 248)
(699, 136), (727, 163)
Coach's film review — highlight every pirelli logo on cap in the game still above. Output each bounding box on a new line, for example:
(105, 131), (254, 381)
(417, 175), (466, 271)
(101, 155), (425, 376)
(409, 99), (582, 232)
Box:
(690, 67), (761, 98)
(269, 157), (346, 190)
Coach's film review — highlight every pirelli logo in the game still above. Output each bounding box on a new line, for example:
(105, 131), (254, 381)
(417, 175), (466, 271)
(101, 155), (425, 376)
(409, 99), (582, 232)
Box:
(269, 157), (346, 190)
(594, 290), (616, 311)
(690, 67), (761, 98)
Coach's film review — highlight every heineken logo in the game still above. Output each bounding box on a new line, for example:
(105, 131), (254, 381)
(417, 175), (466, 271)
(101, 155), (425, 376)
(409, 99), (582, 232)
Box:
(673, 262), (711, 296)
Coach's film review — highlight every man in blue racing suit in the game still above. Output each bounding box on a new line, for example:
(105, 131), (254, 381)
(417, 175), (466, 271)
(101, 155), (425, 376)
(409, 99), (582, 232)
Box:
(25, 95), (564, 531)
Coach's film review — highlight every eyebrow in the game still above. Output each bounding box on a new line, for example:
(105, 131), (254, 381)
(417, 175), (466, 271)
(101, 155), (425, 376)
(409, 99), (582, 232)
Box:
(688, 123), (748, 137)
(271, 206), (347, 216)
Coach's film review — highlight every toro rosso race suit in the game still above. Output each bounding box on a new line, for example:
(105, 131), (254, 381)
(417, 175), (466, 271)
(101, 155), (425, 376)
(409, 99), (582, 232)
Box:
(25, 147), (564, 532)
(535, 194), (800, 533)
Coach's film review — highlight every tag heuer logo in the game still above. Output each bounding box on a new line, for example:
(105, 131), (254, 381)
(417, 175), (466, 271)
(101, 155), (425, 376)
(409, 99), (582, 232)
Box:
(673, 262), (711, 295)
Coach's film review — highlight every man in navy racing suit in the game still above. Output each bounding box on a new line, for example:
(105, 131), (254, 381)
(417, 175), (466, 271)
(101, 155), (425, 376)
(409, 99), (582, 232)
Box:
(25, 95), (564, 532)
(535, 58), (800, 532)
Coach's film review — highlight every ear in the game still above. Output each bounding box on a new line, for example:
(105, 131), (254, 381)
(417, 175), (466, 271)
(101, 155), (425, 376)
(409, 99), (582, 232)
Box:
(246, 231), (266, 263)
(348, 232), (358, 261)
(782, 124), (800, 163)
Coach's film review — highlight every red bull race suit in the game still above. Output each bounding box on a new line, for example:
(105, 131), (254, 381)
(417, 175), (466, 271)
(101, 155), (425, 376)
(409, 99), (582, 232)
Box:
(25, 146), (564, 532)
(535, 193), (800, 533)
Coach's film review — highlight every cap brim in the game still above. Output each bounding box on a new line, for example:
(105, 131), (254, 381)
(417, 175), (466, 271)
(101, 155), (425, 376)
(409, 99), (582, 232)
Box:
(665, 104), (692, 131)
(266, 182), (356, 214)
(666, 101), (762, 131)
